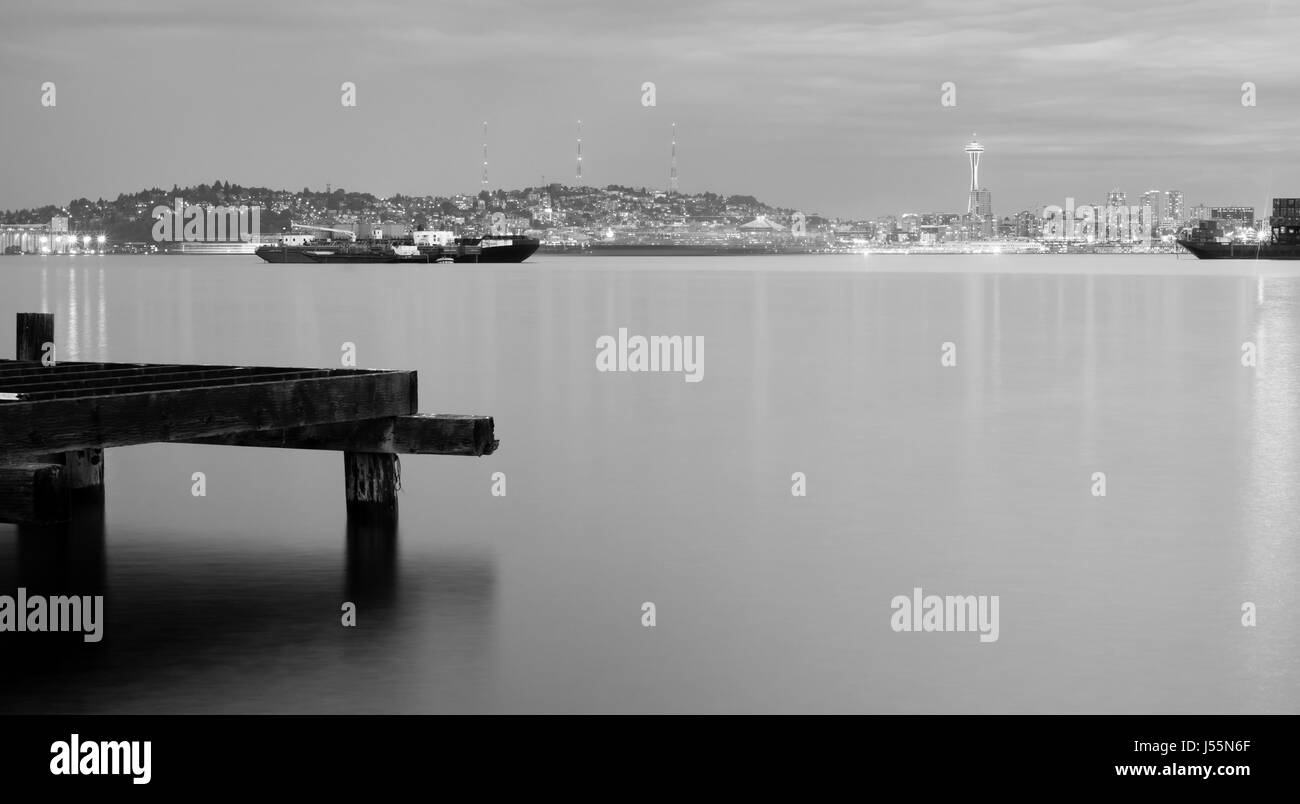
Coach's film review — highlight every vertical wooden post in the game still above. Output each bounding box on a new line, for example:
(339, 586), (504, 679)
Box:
(16, 312), (54, 363)
(15, 312), (106, 495)
(0, 463), (68, 524)
(344, 452), (400, 521)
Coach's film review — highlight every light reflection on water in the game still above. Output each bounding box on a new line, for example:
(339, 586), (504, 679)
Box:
(0, 253), (1296, 713)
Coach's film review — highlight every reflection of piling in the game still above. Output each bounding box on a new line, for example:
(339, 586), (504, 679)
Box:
(13, 494), (107, 597)
(346, 515), (398, 605)
(0, 493), (109, 687)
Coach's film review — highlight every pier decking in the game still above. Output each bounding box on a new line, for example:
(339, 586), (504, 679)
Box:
(0, 313), (496, 524)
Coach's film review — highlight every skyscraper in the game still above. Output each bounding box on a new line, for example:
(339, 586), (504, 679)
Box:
(1165, 190), (1184, 226)
(1141, 190), (1163, 222)
(1139, 190), (1163, 241)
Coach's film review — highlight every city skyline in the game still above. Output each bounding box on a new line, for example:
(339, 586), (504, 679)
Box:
(0, 171), (1265, 231)
(3, 0), (1300, 218)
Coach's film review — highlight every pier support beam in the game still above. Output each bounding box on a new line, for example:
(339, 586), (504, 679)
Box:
(344, 452), (400, 522)
(183, 414), (497, 456)
(14, 313), (105, 498)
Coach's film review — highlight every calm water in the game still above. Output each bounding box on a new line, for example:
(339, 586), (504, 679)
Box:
(1, 253), (1297, 714)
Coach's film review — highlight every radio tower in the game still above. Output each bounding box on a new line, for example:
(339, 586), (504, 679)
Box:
(669, 123), (678, 194)
(575, 120), (583, 185)
(481, 121), (489, 189)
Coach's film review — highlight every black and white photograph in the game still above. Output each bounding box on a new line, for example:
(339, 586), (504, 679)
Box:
(0, 0), (1295, 788)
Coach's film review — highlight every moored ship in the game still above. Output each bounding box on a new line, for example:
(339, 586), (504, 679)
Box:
(1178, 197), (1300, 259)
(256, 228), (539, 264)
(543, 241), (791, 256)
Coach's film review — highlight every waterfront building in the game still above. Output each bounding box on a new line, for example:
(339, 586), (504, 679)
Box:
(0, 223), (50, 253)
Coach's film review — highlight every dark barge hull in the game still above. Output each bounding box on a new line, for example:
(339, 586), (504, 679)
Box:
(1178, 240), (1300, 260)
(542, 243), (792, 256)
(255, 237), (539, 264)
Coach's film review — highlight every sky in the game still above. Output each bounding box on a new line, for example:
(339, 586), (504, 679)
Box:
(2, 0), (1299, 219)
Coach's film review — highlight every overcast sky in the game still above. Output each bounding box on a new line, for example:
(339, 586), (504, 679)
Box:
(2, 0), (1299, 219)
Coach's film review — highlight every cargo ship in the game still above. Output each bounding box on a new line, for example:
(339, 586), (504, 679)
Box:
(1178, 197), (1300, 259)
(256, 227), (539, 264)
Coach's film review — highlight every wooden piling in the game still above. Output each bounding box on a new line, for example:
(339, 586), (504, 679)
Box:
(0, 462), (69, 524)
(16, 312), (54, 364)
(14, 312), (106, 498)
(56, 449), (105, 492)
(344, 452), (401, 521)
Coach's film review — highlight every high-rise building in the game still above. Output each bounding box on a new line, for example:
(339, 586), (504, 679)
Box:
(963, 136), (992, 235)
(1165, 190), (1184, 225)
(1107, 189), (1127, 207)
(1014, 210), (1038, 239)
(875, 215), (898, 243)
(965, 190), (992, 237)
(1140, 190), (1163, 232)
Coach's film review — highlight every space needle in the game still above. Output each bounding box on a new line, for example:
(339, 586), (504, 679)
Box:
(964, 134), (984, 213)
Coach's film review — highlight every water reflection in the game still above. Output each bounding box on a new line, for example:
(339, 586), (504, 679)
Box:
(1240, 274), (1300, 708)
(345, 516), (398, 607)
(0, 514), (496, 714)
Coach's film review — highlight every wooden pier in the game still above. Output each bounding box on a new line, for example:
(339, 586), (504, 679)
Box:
(0, 312), (496, 525)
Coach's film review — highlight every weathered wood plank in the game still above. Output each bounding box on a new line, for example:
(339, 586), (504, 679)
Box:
(181, 414), (497, 456)
(1, 365), (235, 387)
(0, 361), (379, 381)
(0, 462), (68, 524)
(0, 365), (357, 390)
(0, 362), (185, 379)
(0, 371), (417, 453)
(8, 369), (337, 401)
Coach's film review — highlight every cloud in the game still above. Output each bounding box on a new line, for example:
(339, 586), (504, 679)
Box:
(1, 0), (1299, 216)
